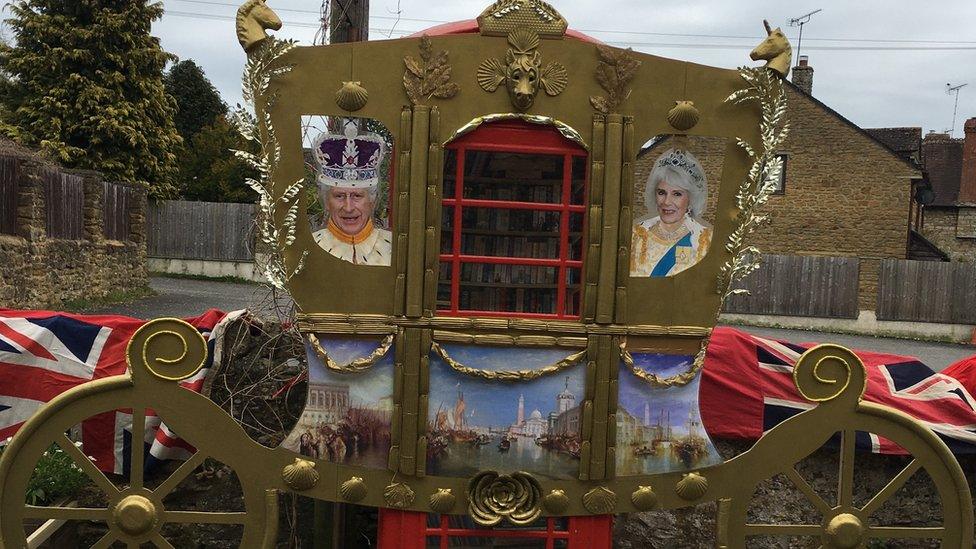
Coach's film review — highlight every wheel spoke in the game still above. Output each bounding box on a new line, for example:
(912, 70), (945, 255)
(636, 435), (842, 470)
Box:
(153, 450), (209, 499)
(162, 510), (248, 524)
(151, 532), (177, 549)
(55, 434), (120, 497)
(838, 429), (855, 508)
(131, 407), (146, 490)
(860, 459), (922, 517)
(784, 467), (833, 516)
(23, 505), (109, 521)
(867, 526), (944, 539)
(744, 524), (823, 536)
(90, 531), (117, 549)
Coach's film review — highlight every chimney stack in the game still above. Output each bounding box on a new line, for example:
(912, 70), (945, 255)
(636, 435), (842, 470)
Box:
(792, 55), (813, 95)
(958, 117), (976, 203)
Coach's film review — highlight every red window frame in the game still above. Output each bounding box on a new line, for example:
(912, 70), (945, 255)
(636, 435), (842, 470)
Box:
(378, 509), (612, 549)
(439, 121), (588, 320)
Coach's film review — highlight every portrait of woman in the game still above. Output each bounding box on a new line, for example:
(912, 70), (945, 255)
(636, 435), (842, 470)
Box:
(630, 148), (712, 277)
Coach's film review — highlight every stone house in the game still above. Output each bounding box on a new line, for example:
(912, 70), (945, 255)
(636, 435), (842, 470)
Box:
(918, 119), (976, 261)
(635, 58), (921, 311)
(0, 138), (148, 309)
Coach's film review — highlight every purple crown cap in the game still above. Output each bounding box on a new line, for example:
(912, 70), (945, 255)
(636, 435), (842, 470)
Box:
(312, 123), (386, 188)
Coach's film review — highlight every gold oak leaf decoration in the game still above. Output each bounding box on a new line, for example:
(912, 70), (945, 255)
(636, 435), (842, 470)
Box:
(403, 35), (460, 105)
(478, 29), (568, 112)
(590, 44), (641, 114)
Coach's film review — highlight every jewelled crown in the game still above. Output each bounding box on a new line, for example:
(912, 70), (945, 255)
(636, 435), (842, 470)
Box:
(652, 148), (706, 190)
(312, 122), (386, 188)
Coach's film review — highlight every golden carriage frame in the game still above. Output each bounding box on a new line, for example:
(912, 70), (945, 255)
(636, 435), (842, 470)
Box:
(1, 1), (972, 547)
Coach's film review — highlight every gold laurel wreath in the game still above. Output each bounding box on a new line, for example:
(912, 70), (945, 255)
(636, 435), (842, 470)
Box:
(306, 333), (395, 373)
(429, 341), (586, 382)
(619, 339), (708, 387)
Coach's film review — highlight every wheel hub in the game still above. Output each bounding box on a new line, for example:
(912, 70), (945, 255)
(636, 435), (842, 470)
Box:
(824, 513), (865, 549)
(112, 495), (158, 537)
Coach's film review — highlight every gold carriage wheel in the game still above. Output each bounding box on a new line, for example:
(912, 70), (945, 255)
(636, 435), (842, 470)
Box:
(0, 377), (278, 549)
(718, 402), (974, 549)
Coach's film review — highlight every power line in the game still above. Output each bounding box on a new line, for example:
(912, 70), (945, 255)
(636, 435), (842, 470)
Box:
(170, 0), (976, 45)
(164, 10), (414, 34)
(163, 10), (976, 51)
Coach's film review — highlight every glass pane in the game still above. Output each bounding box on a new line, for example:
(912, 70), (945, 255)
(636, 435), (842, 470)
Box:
(443, 149), (457, 199)
(568, 212), (584, 261)
(441, 205), (455, 254)
(564, 268), (582, 317)
(460, 208), (561, 259)
(463, 150), (564, 204)
(458, 263), (559, 315)
(437, 262), (453, 311)
(571, 155), (586, 205)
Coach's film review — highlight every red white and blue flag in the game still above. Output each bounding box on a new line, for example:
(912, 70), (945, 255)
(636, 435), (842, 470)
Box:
(700, 327), (976, 454)
(0, 309), (246, 474)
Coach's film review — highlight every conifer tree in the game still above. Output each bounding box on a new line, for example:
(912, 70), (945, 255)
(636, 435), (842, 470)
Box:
(164, 60), (226, 142)
(0, 0), (181, 197)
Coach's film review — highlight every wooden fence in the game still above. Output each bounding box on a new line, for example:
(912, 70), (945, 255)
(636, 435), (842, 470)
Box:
(722, 254), (861, 319)
(0, 156), (18, 235)
(877, 259), (976, 324)
(42, 169), (84, 240)
(147, 200), (256, 261)
(103, 181), (134, 241)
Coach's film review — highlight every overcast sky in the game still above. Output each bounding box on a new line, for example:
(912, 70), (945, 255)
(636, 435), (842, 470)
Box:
(151, 0), (976, 137)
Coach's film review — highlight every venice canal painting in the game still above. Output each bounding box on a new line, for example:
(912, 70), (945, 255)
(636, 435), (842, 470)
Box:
(426, 344), (584, 480)
(281, 336), (393, 470)
(616, 352), (722, 475)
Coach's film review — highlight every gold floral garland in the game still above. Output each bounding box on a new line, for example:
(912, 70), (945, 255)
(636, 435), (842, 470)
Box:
(619, 339), (708, 388)
(306, 333), (395, 373)
(429, 341), (585, 382)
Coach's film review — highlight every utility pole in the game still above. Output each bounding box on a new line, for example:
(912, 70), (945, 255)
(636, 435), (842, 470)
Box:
(329, 0), (370, 43)
(946, 83), (968, 136)
(789, 9), (822, 63)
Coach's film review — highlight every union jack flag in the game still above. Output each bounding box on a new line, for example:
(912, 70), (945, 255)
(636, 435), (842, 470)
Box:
(0, 309), (247, 474)
(700, 327), (976, 454)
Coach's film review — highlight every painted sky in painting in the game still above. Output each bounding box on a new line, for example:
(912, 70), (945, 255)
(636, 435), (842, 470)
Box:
(428, 344), (585, 428)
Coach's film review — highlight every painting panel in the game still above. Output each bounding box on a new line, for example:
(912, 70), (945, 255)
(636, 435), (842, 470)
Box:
(426, 344), (585, 480)
(281, 335), (394, 470)
(616, 352), (722, 476)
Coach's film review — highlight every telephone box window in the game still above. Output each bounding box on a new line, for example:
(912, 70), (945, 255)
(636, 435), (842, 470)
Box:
(438, 121), (587, 319)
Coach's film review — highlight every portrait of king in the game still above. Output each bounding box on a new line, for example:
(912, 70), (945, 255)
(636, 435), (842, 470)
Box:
(631, 148), (713, 277)
(311, 121), (393, 266)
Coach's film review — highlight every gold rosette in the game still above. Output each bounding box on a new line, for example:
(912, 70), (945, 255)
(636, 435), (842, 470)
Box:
(467, 471), (542, 527)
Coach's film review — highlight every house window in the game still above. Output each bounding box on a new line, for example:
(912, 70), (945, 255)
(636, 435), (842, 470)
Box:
(772, 153), (787, 194)
(437, 121), (587, 319)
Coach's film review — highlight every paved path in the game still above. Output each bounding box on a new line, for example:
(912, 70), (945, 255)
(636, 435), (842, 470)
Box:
(93, 276), (974, 371)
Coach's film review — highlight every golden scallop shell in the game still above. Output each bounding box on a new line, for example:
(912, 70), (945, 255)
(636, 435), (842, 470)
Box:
(340, 477), (367, 502)
(667, 100), (700, 132)
(631, 485), (658, 511)
(336, 81), (369, 112)
(542, 489), (569, 514)
(384, 482), (416, 509)
(675, 472), (708, 501)
(281, 458), (319, 491)
(429, 488), (457, 513)
(582, 487), (617, 514)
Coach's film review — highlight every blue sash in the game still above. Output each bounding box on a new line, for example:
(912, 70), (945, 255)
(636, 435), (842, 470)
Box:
(650, 232), (693, 277)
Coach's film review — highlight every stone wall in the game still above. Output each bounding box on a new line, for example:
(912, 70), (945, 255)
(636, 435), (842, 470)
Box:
(634, 86), (919, 311)
(922, 206), (976, 262)
(0, 156), (147, 309)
